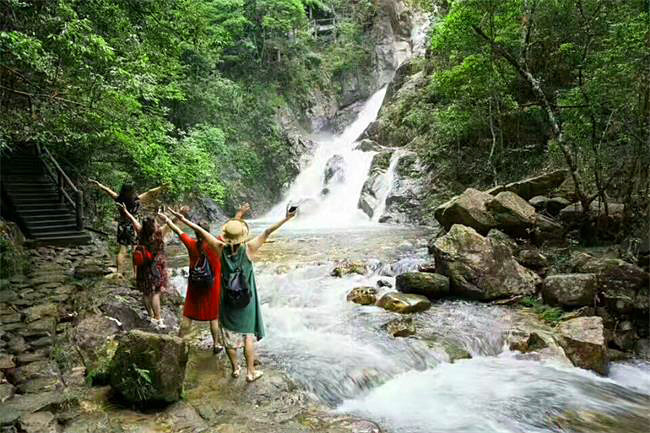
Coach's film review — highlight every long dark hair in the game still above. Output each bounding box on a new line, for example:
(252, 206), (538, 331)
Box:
(194, 220), (210, 253)
(116, 183), (139, 212)
(139, 216), (163, 254)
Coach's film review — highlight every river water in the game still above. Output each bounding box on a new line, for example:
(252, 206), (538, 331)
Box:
(170, 89), (650, 433)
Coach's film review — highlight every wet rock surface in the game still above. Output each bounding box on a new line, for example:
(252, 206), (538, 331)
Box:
(396, 272), (450, 300)
(433, 225), (541, 301)
(557, 316), (608, 375)
(376, 292), (432, 314)
(542, 274), (598, 308)
(347, 287), (378, 306)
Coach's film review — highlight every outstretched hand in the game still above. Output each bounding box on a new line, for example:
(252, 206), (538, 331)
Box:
(168, 207), (184, 219)
(239, 202), (251, 215)
(157, 211), (171, 224)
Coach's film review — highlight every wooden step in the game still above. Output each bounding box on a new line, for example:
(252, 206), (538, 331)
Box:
(28, 223), (79, 234)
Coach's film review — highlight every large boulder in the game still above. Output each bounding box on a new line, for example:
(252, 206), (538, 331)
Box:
(376, 292), (432, 314)
(542, 274), (598, 308)
(570, 253), (649, 292)
(532, 214), (565, 243)
(109, 330), (189, 405)
(395, 272), (449, 300)
(381, 152), (428, 224)
(432, 225), (541, 301)
(434, 188), (496, 234)
(486, 170), (567, 200)
(73, 315), (120, 383)
(485, 191), (536, 236)
(358, 151), (392, 218)
(556, 317), (608, 375)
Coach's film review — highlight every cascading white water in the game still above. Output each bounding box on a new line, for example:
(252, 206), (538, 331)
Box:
(264, 87), (387, 228)
(371, 148), (407, 222)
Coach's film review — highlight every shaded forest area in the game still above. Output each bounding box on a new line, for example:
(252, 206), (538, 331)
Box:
(1, 0), (377, 225)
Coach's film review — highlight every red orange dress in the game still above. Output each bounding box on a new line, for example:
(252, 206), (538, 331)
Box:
(180, 234), (221, 321)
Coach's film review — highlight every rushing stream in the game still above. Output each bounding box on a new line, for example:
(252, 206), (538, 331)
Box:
(170, 89), (650, 433)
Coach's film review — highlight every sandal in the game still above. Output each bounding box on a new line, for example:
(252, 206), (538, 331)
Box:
(246, 370), (264, 383)
(213, 345), (224, 355)
(231, 366), (241, 378)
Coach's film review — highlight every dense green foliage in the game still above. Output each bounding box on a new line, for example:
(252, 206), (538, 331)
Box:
(1, 0), (376, 224)
(395, 0), (649, 220)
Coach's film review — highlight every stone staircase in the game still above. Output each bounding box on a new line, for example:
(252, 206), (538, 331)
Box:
(1, 148), (90, 246)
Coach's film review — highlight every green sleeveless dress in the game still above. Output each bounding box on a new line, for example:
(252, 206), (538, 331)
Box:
(220, 245), (265, 340)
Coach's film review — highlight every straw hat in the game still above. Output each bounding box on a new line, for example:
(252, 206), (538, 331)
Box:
(221, 219), (250, 245)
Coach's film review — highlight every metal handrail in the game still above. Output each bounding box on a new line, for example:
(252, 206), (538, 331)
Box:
(36, 144), (84, 230)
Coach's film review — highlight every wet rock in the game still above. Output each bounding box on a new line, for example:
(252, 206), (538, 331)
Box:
(485, 191), (536, 236)
(556, 316), (608, 375)
(331, 260), (367, 278)
(396, 272), (449, 300)
(433, 225), (541, 301)
(376, 279), (393, 288)
(382, 317), (416, 337)
(507, 330), (548, 353)
(109, 330), (189, 405)
(358, 151), (393, 218)
(323, 154), (346, 186)
(346, 287), (378, 306)
(611, 321), (638, 351)
(516, 249), (549, 270)
(486, 170), (567, 200)
(19, 411), (58, 433)
(376, 292), (432, 314)
(434, 188), (497, 234)
(382, 152), (428, 224)
(542, 274), (597, 308)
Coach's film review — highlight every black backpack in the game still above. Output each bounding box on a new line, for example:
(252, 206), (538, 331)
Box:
(224, 268), (251, 309)
(189, 254), (214, 289)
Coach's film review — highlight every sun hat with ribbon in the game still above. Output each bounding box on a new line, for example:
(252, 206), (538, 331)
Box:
(221, 219), (250, 245)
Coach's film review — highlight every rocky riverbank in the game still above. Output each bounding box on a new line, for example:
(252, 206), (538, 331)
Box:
(0, 239), (381, 433)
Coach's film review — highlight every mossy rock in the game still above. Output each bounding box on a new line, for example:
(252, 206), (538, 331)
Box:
(108, 330), (188, 406)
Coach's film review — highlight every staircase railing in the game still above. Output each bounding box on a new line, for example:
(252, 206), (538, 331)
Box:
(35, 144), (84, 230)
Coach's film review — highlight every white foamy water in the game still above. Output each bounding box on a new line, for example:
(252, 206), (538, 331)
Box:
(265, 88), (387, 228)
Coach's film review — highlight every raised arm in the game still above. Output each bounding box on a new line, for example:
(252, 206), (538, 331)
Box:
(118, 202), (142, 233)
(158, 212), (183, 237)
(89, 179), (118, 200)
(234, 202), (251, 220)
(247, 208), (296, 257)
(169, 208), (224, 252)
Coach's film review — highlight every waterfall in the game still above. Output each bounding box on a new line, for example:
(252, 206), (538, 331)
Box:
(264, 87), (387, 227)
(371, 148), (407, 222)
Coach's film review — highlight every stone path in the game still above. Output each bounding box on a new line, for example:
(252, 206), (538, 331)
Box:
(0, 243), (112, 431)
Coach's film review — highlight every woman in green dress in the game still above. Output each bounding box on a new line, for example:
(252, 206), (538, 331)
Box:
(169, 207), (295, 382)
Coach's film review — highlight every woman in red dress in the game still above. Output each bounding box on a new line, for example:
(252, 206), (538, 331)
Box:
(159, 204), (250, 353)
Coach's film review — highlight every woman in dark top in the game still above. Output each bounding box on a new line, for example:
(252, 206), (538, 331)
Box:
(120, 204), (168, 328)
(90, 180), (165, 278)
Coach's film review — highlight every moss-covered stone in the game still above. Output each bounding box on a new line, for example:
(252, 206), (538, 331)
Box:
(108, 330), (188, 406)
